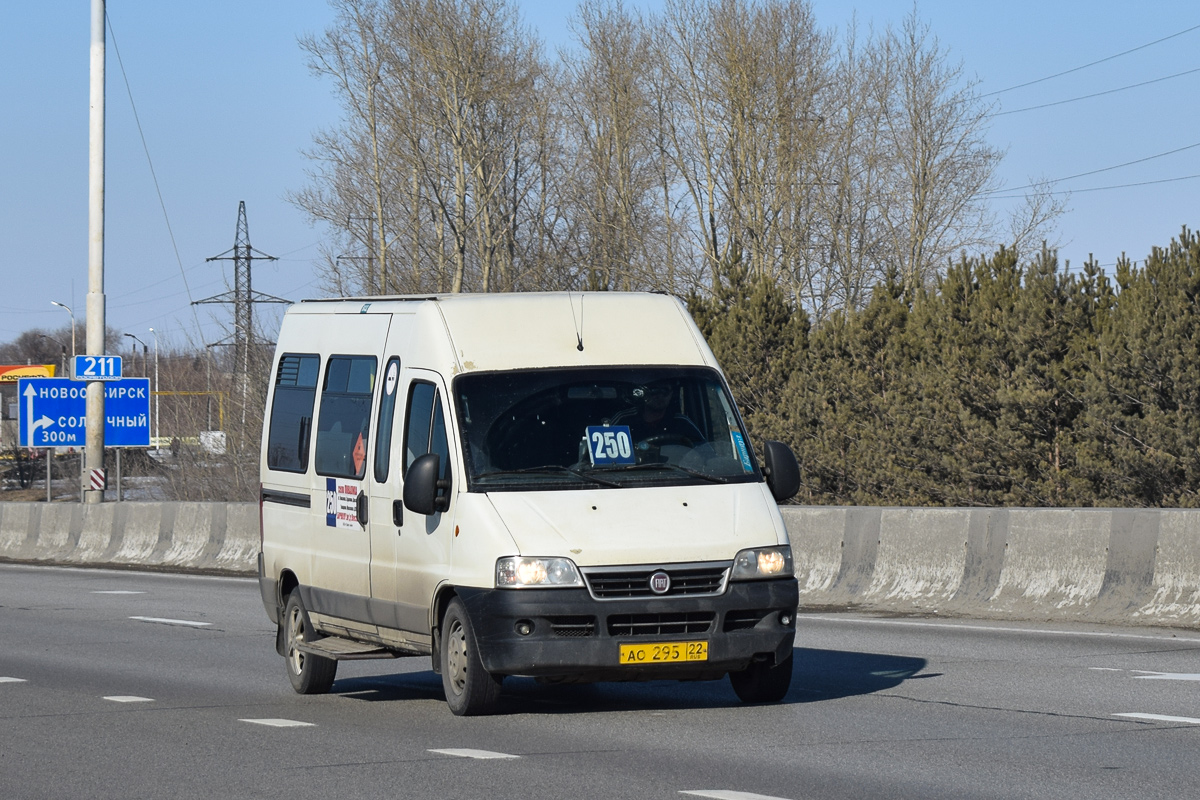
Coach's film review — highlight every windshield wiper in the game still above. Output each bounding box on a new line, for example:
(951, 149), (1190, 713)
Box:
(478, 465), (622, 488)
(595, 463), (731, 484)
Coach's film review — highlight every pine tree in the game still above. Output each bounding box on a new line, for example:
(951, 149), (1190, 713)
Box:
(688, 252), (809, 450)
(788, 269), (918, 504)
(1077, 227), (1200, 506)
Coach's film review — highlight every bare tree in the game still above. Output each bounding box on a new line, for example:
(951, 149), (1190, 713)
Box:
(292, 0), (1061, 311)
(654, 0), (832, 291)
(295, 0), (402, 296)
(804, 19), (890, 320)
(381, 0), (554, 292)
(294, 0), (562, 295)
(1004, 178), (1069, 257)
(561, 0), (667, 291)
(872, 11), (1002, 291)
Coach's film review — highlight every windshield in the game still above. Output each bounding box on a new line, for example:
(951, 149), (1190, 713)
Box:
(454, 366), (761, 491)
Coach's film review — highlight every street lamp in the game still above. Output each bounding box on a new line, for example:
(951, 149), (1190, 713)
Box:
(123, 333), (147, 376)
(50, 301), (75, 363)
(149, 328), (159, 451)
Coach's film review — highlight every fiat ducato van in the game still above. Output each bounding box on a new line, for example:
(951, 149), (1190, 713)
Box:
(257, 292), (800, 715)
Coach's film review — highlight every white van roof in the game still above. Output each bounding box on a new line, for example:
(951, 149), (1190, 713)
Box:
(291, 292), (718, 373)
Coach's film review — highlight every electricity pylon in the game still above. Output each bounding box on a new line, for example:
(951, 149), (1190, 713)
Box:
(194, 201), (288, 422)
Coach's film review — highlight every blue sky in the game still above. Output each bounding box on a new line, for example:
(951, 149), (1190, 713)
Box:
(2, 1), (1198, 353)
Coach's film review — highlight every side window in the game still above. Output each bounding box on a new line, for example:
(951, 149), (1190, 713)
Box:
(314, 355), (377, 479)
(374, 358), (401, 483)
(403, 381), (450, 482)
(266, 353), (320, 473)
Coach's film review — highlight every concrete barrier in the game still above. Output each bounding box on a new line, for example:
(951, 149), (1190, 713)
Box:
(3, 501), (1200, 628)
(0, 501), (258, 575)
(782, 506), (1200, 628)
(1139, 510), (1200, 625)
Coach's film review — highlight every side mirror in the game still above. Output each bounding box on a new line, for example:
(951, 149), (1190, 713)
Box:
(404, 453), (451, 515)
(762, 440), (800, 502)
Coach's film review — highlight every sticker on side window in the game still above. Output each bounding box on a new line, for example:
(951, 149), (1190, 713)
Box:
(384, 360), (399, 396)
(730, 431), (753, 473)
(586, 425), (635, 465)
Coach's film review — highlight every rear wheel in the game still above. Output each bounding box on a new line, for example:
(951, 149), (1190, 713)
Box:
(441, 598), (502, 716)
(729, 651), (793, 703)
(283, 592), (336, 694)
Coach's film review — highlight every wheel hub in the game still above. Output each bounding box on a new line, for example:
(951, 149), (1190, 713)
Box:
(446, 620), (467, 694)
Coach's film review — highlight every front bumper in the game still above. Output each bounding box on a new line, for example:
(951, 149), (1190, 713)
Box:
(456, 577), (798, 682)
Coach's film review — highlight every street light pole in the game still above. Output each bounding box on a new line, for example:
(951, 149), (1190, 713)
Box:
(50, 301), (75, 365)
(83, 0), (107, 504)
(123, 333), (146, 376)
(150, 328), (159, 451)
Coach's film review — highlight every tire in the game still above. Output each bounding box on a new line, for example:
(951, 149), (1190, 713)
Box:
(729, 651), (794, 704)
(283, 591), (337, 695)
(441, 598), (502, 716)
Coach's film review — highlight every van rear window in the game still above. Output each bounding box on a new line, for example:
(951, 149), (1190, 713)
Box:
(266, 354), (320, 473)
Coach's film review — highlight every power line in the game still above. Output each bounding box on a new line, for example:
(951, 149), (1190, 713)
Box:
(994, 65), (1200, 116)
(986, 139), (1200, 195)
(988, 172), (1200, 200)
(982, 23), (1200, 97)
(116, 239), (326, 301)
(107, 12), (206, 339)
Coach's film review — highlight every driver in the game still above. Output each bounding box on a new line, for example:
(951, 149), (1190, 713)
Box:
(609, 381), (705, 447)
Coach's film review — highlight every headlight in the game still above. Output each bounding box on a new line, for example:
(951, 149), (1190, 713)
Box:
(496, 556), (583, 588)
(730, 546), (794, 580)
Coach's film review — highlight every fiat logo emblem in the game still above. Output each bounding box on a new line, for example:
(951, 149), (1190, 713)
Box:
(649, 571), (671, 595)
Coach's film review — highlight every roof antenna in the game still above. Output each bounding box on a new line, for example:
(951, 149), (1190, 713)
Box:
(569, 293), (585, 351)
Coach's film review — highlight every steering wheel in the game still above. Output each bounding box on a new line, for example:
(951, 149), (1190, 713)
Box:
(636, 433), (695, 451)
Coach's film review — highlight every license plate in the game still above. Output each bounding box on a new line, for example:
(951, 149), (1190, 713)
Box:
(619, 640), (708, 665)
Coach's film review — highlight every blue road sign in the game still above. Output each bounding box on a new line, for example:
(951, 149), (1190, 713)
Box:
(72, 354), (123, 381)
(17, 377), (151, 447)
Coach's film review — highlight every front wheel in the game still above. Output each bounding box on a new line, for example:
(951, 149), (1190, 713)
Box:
(441, 598), (502, 716)
(283, 591), (336, 695)
(729, 651), (793, 704)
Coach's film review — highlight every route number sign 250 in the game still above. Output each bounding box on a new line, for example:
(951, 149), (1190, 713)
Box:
(586, 425), (635, 465)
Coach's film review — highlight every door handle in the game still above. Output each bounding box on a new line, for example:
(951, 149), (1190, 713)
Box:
(356, 491), (369, 526)
(392, 499), (404, 528)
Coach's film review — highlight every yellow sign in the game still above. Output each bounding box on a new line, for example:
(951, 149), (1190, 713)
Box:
(0, 364), (56, 382)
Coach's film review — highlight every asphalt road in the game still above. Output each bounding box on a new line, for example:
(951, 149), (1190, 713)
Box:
(1, 563), (1198, 800)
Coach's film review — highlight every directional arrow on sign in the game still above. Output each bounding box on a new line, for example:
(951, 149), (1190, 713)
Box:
(23, 384), (54, 441)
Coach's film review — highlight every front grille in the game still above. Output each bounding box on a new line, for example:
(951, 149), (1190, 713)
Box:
(582, 563), (730, 600)
(548, 616), (597, 638)
(607, 612), (715, 637)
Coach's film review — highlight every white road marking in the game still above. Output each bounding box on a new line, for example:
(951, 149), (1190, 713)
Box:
(104, 696), (154, 703)
(129, 616), (211, 628)
(1132, 672), (1200, 681)
(92, 590), (146, 595)
(428, 748), (520, 760)
(802, 615), (1200, 644)
(239, 719), (315, 728)
(0, 677), (27, 684)
(681, 791), (793, 800)
(1114, 713), (1200, 725)
(1088, 667), (1124, 672)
